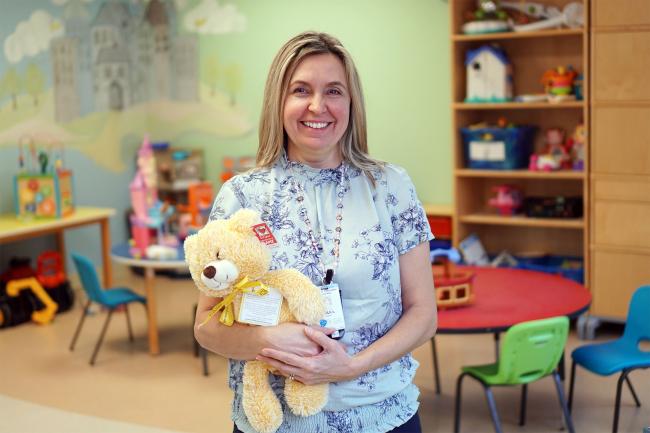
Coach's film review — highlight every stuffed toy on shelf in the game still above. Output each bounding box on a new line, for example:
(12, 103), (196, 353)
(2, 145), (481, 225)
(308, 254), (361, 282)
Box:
(184, 209), (327, 433)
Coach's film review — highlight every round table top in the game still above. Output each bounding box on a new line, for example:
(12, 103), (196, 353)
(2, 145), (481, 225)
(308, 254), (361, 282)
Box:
(436, 266), (591, 334)
(110, 243), (188, 270)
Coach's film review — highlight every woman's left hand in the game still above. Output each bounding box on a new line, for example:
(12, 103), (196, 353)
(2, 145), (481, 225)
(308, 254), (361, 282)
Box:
(256, 327), (361, 385)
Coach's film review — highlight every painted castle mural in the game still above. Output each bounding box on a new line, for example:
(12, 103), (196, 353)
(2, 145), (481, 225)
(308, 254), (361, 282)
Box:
(0, 0), (251, 172)
(52, 0), (198, 122)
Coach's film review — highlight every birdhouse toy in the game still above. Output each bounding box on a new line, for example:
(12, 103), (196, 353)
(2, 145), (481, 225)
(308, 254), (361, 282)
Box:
(465, 44), (513, 103)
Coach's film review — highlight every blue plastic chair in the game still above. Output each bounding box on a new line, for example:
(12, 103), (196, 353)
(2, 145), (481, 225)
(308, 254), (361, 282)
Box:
(568, 285), (650, 433)
(69, 253), (146, 365)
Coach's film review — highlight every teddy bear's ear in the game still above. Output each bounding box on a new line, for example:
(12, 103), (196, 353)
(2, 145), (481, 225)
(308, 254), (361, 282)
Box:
(183, 232), (198, 263)
(228, 209), (262, 236)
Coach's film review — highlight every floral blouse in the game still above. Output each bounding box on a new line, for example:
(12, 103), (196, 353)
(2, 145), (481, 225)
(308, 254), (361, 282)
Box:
(209, 152), (433, 433)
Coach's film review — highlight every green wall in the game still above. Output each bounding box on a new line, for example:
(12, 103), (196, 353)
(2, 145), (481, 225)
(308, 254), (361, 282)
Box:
(179, 0), (452, 205)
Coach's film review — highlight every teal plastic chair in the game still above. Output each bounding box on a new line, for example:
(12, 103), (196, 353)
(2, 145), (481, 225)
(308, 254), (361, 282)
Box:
(69, 253), (146, 365)
(454, 316), (574, 433)
(568, 285), (650, 433)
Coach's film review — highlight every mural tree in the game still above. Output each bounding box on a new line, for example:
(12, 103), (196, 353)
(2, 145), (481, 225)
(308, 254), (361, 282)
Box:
(224, 64), (242, 106)
(1, 68), (22, 110)
(203, 55), (219, 97)
(24, 63), (45, 107)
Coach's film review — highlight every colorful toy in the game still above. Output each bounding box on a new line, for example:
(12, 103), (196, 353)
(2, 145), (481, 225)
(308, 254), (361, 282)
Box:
(13, 137), (74, 219)
(220, 155), (255, 183)
(462, 0), (510, 34)
(465, 45), (513, 103)
(488, 184), (523, 215)
(177, 181), (213, 228)
(36, 251), (66, 288)
(529, 128), (571, 171)
(129, 136), (178, 258)
(5, 278), (58, 325)
(568, 123), (586, 170)
(430, 248), (475, 309)
(541, 66), (578, 103)
(184, 209), (327, 433)
(506, 2), (584, 32)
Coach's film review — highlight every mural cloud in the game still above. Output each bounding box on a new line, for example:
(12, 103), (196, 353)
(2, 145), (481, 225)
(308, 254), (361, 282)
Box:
(51, 0), (93, 5)
(4, 10), (64, 64)
(184, 0), (246, 34)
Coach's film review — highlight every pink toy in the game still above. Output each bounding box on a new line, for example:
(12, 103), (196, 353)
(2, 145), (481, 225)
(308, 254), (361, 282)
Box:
(529, 128), (570, 171)
(488, 184), (523, 215)
(128, 135), (177, 258)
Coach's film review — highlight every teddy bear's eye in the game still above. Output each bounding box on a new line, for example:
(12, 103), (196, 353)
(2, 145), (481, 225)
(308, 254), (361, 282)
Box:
(216, 250), (221, 260)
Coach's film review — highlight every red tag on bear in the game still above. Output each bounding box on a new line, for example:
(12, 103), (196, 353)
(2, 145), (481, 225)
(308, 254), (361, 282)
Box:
(252, 223), (278, 247)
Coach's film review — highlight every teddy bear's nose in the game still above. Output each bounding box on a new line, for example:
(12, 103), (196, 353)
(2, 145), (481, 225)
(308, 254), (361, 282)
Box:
(203, 265), (216, 279)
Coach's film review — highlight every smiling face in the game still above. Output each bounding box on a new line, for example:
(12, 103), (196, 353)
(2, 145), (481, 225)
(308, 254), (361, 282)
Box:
(283, 53), (351, 168)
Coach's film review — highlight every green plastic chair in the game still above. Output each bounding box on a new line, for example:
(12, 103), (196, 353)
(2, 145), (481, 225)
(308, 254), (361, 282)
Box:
(454, 316), (575, 433)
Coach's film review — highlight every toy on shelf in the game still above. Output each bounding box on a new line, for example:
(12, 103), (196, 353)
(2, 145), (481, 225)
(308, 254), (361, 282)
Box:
(465, 44), (513, 103)
(529, 128), (571, 171)
(220, 156), (255, 183)
(541, 66), (579, 103)
(156, 147), (204, 192)
(13, 137), (74, 220)
(567, 123), (586, 171)
(462, 0), (510, 34)
(129, 135), (179, 259)
(505, 2), (584, 32)
(488, 184), (523, 215)
(430, 248), (475, 309)
(176, 181), (214, 238)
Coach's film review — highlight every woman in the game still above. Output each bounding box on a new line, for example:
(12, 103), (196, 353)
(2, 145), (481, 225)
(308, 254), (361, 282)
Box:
(195, 31), (437, 433)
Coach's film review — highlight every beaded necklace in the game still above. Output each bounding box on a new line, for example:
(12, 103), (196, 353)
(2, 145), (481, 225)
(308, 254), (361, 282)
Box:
(288, 161), (348, 284)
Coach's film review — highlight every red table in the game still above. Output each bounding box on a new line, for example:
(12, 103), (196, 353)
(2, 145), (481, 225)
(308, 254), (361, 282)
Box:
(431, 266), (591, 394)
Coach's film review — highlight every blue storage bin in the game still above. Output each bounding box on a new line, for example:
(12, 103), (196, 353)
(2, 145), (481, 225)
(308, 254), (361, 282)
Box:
(461, 126), (536, 169)
(429, 239), (452, 250)
(515, 255), (583, 284)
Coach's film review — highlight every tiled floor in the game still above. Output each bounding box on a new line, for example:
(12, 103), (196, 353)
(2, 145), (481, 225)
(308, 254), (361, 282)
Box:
(1, 266), (648, 433)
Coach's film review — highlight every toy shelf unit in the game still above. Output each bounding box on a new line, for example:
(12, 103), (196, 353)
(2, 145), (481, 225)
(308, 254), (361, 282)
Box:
(449, 0), (590, 285)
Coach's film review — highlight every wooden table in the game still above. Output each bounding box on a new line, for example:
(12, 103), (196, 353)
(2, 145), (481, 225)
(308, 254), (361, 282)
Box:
(0, 207), (116, 287)
(110, 243), (188, 355)
(432, 266), (592, 394)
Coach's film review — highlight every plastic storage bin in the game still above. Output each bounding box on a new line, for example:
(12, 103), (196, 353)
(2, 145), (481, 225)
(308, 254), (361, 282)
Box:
(461, 126), (536, 169)
(515, 255), (584, 284)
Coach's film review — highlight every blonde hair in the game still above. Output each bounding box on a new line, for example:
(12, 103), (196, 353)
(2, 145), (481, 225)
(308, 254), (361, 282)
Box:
(257, 31), (383, 180)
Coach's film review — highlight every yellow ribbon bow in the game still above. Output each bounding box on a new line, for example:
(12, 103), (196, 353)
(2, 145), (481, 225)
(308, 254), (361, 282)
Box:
(198, 276), (269, 328)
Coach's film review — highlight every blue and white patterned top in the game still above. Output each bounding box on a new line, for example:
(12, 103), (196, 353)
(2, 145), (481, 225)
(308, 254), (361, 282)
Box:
(209, 152), (433, 433)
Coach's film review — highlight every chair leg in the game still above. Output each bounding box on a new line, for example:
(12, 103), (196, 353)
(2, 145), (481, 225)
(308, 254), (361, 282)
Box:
(624, 375), (641, 407)
(193, 304), (199, 357)
(453, 372), (468, 433)
(612, 370), (629, 433)
(552, 371), (576, 433)
(519, 383), (528, 426)
(90, 310), (113, 366)
(483, 386), (504, 433)
(124, 305), (134, 342)
(432, 336), (441, 395)
(69, 300), (91, 351)
(201, 346), (209, 376)
(568, 360), (577, 412)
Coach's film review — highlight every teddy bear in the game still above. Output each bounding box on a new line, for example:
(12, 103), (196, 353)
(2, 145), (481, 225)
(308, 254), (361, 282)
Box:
(184, 208), (328, 433)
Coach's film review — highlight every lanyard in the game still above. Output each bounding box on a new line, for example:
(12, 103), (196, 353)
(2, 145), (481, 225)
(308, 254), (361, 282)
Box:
(288, 163), (347, 284)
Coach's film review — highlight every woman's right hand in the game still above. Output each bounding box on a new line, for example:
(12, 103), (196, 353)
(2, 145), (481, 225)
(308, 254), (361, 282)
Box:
(261, 323), (334, 357)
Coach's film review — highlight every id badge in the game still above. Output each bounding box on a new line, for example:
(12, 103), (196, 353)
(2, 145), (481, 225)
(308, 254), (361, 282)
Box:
(319, 283), (345, 340)
(238, 286), (282, 326)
